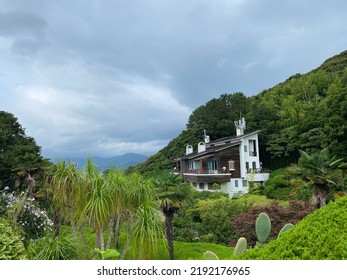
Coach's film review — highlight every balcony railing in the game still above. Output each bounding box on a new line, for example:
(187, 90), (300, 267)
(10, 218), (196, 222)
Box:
(182, 169), (230, 175)
(246, 168), (270, 174)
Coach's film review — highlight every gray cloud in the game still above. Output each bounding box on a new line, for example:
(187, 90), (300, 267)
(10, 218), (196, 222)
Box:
(1, 0), (347, 158)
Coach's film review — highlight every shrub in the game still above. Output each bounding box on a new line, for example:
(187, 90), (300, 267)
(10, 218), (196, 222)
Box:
(235, 195), (347, 259)
(0, 190), (53, 242)
(230, 200), (314, 247)
(239, 196), (347, 260)
(28, 232), (81, 260)
(175, 196), (257, 245)
(0, 219), (26, 260)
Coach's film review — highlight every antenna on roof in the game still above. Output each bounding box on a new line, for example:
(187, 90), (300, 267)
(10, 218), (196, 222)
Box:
(203, 129), (210, 143)
(234, 116), (246, 136)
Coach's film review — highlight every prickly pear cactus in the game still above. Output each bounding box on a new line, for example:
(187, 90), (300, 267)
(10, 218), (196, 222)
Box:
(255, 212), (271, 244)
(278, 223), (294, 237)
(0, 220), (26, 260)
(203, 250), (220, 260)
(233, 237), (247, 256)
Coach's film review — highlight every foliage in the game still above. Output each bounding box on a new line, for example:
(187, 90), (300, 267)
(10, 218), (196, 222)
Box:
(94, 248), (120, 260)
(129, 50), (347, 175)
(174, 194), (273, 246)
(0, 111), (48, 190)
(173, 241), (233, 260)
(154, 172), (194, 259)
(0, 189), (53, 242)
(230, 200), (315, 247)
(45, 160), (166, 260)
(288, 148), (347, 208)
(263, 168), (293, 200)
(28, 232), (81, 260)
(0, 219), (26, 260)
(235, 195), (347, 260)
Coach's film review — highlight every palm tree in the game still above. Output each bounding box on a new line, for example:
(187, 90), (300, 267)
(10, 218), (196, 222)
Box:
(288, 148), (347, 208)
(120, 173), (163, 259)
(82, 159), (113, 252)
(154, 172), (194, 260)
(129, 200), (165, 259)
(45, 160), (81, 237)
(104, 168), (128, 249)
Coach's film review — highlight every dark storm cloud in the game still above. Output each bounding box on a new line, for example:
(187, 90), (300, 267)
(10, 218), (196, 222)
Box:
(1, 0), (347, 157)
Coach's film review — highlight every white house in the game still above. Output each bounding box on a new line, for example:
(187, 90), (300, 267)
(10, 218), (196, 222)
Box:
(174, 118), (270, 197)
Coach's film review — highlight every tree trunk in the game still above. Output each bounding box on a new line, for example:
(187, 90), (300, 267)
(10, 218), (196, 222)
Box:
(164, 212), (174, 260)
(80, 227), (89, 259)
(120, 229), (133, 260)
(311, 185), (328, 208)
(53, 212), (61, 237)
(12, 174), (35, 221)
(113, 215), (121, 249)
(95, 229), (105, 252)
(106, 217), (115, 250)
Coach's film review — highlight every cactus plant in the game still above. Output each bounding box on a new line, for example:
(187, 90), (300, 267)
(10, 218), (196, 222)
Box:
(203, 250), (220, 260)
(233, 237), (247, 256)
(278, 223), (294, 237)
(255, 212), (271, 244)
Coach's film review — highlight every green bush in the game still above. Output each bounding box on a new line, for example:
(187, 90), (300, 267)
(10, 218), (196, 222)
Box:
(0, 219), (26, 260)
(28, 232), (81, 260)
(235, 195), (347, 259)
(230, 200), (314, 247)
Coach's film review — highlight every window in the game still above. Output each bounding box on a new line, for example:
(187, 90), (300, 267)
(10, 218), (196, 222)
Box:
(249, 140), (257, 156)
(242, 180), (248, 187)
(193, 161), (200, 170)
(208, 160), (218, 170)
(235, 180), (239, 188)
(252, 161), (256, 170)
(228, 160), (235, 171)
(198, 183), (205, 190)
(245, 162), (249, 172)
(244, 145), (248, 152)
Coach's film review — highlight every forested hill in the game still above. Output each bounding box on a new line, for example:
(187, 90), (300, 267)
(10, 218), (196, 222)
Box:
(129, 50), (347, 174)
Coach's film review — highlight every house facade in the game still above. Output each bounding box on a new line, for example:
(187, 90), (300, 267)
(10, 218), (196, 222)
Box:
(173, 118), (269, 197)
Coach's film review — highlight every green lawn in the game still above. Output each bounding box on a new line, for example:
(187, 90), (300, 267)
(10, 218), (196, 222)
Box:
(57, 226), (233, 260)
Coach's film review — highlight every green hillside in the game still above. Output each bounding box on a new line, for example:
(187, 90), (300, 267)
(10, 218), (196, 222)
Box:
(130, 50), (347, 174)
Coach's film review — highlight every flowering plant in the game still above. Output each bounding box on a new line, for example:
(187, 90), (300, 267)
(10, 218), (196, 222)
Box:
(0, 188), (53, 241)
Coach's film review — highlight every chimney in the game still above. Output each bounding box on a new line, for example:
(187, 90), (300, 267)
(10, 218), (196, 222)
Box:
(234, 117), (246, 136)
(203, 129), (210, 143)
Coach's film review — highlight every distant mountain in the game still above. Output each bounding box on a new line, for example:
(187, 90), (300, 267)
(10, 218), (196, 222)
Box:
(51, 153), (148, 170)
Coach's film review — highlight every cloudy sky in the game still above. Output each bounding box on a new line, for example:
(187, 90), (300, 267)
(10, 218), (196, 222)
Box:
(1, 0), (347, 158)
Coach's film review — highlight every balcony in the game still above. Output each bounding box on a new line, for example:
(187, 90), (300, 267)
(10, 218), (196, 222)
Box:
(181, 169), (231, 183)
(246, 168), (270, 182)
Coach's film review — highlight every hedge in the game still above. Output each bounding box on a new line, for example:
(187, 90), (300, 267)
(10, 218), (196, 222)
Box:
(235, 195), (347, 260)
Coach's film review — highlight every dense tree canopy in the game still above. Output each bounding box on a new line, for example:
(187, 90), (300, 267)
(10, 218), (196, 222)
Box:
(0, 111), (47, 189)
(131, 50), (347, 174)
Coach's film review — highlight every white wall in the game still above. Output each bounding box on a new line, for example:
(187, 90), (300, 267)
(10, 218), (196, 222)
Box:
(240, 133), (260, 178)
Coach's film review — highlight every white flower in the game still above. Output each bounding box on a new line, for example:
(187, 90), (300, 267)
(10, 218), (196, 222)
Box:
(4, 186), (9, 191)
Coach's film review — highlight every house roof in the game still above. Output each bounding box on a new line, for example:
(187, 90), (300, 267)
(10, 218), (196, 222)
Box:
(175, 130), (260, 161)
